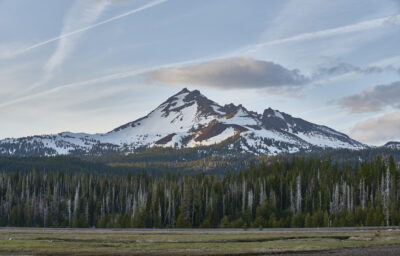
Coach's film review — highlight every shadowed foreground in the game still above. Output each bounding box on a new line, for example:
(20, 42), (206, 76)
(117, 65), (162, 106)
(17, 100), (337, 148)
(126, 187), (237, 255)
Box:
(1, 228), (400, 255)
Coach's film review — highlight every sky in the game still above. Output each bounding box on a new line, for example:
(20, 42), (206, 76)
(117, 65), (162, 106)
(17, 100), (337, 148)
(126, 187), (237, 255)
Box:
(0, 0), (400, 146)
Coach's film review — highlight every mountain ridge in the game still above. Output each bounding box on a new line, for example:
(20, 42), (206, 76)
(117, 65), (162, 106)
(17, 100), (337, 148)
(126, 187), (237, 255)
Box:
(0, 88), (368, 156)
(383, 141), (400, 150)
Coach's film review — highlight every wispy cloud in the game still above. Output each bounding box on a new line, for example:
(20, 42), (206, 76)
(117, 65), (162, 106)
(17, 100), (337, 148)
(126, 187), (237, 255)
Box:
(21, 0), (111, 94)
(147, 57), (309, 90)
(0, 43), (26, 59)
(238, 14), (400, 54)
(19, 0), (169, 96)
(338, 81), (400, 113)
(44, 0), (110, 82)
(0, 69), (148, 109)
(0, 58), (204, 109)
(315, 62), (400, 78)
(2, 0), (167, 59)
(350, 110), (400, 144)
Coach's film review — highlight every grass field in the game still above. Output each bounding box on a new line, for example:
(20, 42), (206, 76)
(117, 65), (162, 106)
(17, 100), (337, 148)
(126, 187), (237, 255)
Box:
(1, 228), (400, 255)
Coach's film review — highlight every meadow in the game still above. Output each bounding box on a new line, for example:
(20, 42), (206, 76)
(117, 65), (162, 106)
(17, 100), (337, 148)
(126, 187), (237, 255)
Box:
(1, 228), (400, 255)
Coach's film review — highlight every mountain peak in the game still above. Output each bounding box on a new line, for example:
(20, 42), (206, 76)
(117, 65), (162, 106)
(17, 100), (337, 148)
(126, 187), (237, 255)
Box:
(0, 88), (368, 156)
(176, 87), (190, 95)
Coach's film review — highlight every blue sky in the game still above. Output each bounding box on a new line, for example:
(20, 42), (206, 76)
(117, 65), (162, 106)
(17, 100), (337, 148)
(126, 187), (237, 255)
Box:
(1, 0), (400, 145)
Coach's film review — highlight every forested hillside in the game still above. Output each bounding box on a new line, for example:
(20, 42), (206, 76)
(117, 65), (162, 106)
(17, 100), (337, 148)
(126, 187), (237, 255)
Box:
(1, 156), (399, 228)
(1, 147), (399, 175)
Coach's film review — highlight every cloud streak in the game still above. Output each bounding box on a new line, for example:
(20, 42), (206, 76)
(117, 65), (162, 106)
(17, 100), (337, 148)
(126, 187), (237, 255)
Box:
(147, 57), (309, 89)
(239, 14), (400, 54)
(39, 0), (110, 87)
(3, 0), (167, 59)
(338, 81), (400, 113)
(315, 62), (400, 78)
(0, 58), (206, 109)
(21, 0), (111, 94)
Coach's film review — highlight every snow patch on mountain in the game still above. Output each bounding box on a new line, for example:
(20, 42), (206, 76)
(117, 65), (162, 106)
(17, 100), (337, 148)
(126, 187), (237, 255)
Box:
(296, 131), (362, 149)
(219, 108), (260, 127)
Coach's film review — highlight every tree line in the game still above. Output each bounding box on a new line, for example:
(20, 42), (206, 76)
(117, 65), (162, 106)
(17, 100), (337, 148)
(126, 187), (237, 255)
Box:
(0, 156), (399, 228)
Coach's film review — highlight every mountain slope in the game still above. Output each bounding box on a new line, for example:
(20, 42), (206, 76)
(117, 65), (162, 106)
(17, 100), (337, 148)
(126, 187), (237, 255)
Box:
(383, 141), (400, 150)
(0, 88), (367, 156)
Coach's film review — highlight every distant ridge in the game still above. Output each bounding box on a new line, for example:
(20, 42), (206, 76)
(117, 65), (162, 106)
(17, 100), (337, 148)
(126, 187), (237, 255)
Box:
(383, 141), (400, 150)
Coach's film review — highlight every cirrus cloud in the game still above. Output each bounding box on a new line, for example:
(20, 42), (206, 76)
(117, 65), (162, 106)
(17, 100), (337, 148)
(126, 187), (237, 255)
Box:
(147, 57), (310, 89)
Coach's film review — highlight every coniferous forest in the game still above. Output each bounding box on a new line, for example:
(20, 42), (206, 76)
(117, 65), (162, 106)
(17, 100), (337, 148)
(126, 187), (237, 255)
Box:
(1, 156), (399, 228)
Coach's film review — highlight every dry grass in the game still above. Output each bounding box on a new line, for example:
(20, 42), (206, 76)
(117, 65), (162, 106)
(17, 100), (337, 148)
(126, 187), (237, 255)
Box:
(0, 228), (399, 255)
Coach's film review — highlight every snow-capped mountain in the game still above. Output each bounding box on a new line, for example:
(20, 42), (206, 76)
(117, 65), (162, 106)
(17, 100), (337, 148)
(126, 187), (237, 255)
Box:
(383, 141), (400, 150)
(0, 88), (367, 156)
